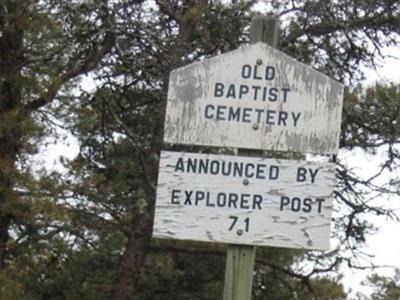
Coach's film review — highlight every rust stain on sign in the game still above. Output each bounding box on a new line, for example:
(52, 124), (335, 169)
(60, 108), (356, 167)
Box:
(164, 43), (344, 155)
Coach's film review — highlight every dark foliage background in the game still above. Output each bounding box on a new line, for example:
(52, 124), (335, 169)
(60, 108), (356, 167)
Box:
(0, 1), (399, 299)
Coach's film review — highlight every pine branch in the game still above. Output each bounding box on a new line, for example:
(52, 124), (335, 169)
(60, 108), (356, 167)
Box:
(25, 0), (115, 111)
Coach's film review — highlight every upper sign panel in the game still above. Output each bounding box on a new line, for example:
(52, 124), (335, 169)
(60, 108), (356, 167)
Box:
(164, 43), (344, 155)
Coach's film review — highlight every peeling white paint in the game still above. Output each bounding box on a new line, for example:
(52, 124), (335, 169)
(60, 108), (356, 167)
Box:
(153, 151), (336, 250)
(164, 43), (344, 155)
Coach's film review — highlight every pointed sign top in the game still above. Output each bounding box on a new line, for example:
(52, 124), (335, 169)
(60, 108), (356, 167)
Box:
(164, 43), (344, 155)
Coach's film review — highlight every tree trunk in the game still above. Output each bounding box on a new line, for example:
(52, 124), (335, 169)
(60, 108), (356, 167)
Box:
(0, 2), (24, 272)
(0, 217), (10, 271)
(113, 200), (155, 300)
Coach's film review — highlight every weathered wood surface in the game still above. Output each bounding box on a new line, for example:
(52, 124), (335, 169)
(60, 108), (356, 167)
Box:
(153, 151), (336, 250)
(163, 42), (344, 155)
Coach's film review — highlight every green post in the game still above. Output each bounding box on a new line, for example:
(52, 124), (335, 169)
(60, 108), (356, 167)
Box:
(223, 245), (256, 300)
(250, 15), (279, 46)
(222, 15), (280, 300)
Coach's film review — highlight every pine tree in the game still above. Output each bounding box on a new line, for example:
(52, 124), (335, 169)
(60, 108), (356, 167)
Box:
(1, 1), (400, 299)
(0, 0), (114, 297)
(62, 1), (400, 299)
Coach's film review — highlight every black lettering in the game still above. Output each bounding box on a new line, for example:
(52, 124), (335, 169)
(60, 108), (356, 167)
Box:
(265, 66), (275, 80)
(242, 108), (252, 123)
(292, 112), (301, 127)
(296, 167), (307, 182)
(175, 158), (184, 172)
(280, 196), (290, 210)
(278, 111), (288, 126)
(242, 65), (251, 79)
(269, 166), (279, 180)
(233, 162), (243, 177)
(252, 85), (261, 100)
(266, 110), (276, 125)
(214, 82), (224, 97)
(210, 160), (220, 175)
(262, 86), (268, 101)
(184, 191), (193, 205)
(309, 168), (319, 183)
(255, 108), (264, 123)
(282, 88), (290, 102)
(253, 65), (262, 80)
(268, 87), (278, 101)
(198, 159), (209, 174)
(253, 194), (263, 210)
(244, 163), (255, 178)
(205, 104), (214, 119)
(240, 194), (250, 209)
(217, 193), (227, 207)
(171, 189), (180, 204)
(229, 216), (238, 231)
(244, 217), (250, 232)
(256, 164), (266, 179)
(316, 198), (325, 213)
(228, 193), (238, 208)
(239, 85), (249, 99)
(228, 107), (241, 122)
(303, 198), (312, 213)
(221, 161), (232, 176)
(187, 158), (197, 173)
(226, 84), (236, 98)
(291, 197), (301, 211)
(206, 192), (215, 207)
(195, 191), (205, 205)
(216, 105), (226, 120)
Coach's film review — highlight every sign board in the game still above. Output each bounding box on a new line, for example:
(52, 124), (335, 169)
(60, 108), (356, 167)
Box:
(153, 151), (336, 250)
(164, 42), (344, 155)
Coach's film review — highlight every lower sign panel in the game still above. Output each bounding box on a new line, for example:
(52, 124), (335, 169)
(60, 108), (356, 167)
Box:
(153, 151), (336, 250)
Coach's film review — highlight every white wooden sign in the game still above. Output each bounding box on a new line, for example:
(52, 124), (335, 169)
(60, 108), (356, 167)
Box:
(164, 42), (344, 155)
(153, 151), (336, 250)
